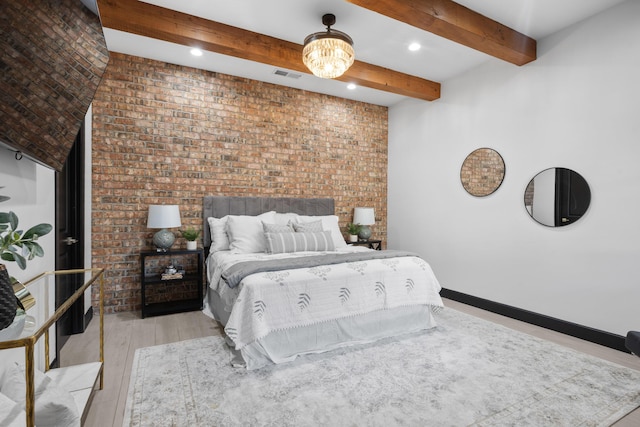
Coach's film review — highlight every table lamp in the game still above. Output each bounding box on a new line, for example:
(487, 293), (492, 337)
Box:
(353, 207), (375, 240)
(147, 205), (181, 251)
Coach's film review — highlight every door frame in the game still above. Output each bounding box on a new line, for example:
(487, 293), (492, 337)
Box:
(54, 124), (86, 361)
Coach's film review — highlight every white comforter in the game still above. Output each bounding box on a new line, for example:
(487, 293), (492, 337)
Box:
(206, 247), (444, 350)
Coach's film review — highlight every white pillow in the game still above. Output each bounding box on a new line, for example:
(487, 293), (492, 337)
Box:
(207, 216), (230, 252)
(1, 362), (51, 402)
(274, 212), (299, 226)
(0, 392), (26, 427)
(1, 363), (79, 427)
(296, 215), (347, 249)
(226, 211), (276, 253)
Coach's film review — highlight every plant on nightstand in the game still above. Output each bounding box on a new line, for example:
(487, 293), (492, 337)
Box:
(181, 227), (200, 250)
(346, 223), (362, 243)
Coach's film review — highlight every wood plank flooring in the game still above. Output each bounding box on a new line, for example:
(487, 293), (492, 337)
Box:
(60, 310), (221, 426)
(60, 300), (640, 426)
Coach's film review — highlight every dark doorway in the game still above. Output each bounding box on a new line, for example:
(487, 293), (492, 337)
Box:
(54, 125), (86, 363)
(555, 168), (591, 226)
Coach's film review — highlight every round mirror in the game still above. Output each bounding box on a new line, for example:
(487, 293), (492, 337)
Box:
(460, 148), (505, 197)
(524, 168), (591, 227)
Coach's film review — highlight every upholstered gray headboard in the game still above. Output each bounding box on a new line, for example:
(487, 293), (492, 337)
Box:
(202, 196), (335, 249)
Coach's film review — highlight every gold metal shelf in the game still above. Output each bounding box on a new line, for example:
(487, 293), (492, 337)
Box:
(0, 268), (105, 427)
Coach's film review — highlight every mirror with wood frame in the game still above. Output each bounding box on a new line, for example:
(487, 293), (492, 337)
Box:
(524, 168), (591, 227)
(460, 148), (506, 197)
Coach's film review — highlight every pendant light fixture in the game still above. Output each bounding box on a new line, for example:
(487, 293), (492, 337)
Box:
(303, 14), (354, 79)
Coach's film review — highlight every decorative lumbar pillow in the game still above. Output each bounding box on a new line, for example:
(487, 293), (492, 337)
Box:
(0, 392), (26, 427)
(0, 363), (79, 427)
(292, 219), (323, 233)
(265, 230), (335, 254)
(262, 222), (294, 234)
(226, 211), (277, 253)
(296, 215), (347, 249)
(207, 216), (230, 252)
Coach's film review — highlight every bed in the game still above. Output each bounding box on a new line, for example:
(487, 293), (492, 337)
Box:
(203, 196), (444, 369)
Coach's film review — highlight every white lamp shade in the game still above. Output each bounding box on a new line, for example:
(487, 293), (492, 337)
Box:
(147, 205), (181, 229)
(353, 207), (375, 226)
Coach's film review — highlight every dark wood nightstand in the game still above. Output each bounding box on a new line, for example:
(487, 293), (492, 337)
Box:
(140, 249), (203, 318)
(346, 239), (382, 250)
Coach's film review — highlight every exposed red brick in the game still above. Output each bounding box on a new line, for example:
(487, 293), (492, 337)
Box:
(91, 53), (388, 313)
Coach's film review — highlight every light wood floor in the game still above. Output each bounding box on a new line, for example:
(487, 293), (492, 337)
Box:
(61, 299), (640, 426)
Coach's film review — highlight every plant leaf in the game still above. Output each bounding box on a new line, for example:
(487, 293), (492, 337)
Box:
(14, 253), (26, 269)
(23, 223), (53, 240)
(0, 212), (12, 225)
(8, 211), (18, 231)
(30, 242), (45, 258)
(22, 242), (34, 258)
(1, 252), (15, 262)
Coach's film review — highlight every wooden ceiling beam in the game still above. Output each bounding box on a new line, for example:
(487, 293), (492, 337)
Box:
(97, 0), (440, 101)
(346, 0), (536, 66)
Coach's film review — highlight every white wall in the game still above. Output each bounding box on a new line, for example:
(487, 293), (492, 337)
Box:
(388, 0), (640, 336)
(1, 107), (94, 372)
(0, 152), (55, 283)
(0, 147), (56, 370)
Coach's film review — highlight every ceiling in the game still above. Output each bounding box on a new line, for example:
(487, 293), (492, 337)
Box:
(96, 0), (626, 106)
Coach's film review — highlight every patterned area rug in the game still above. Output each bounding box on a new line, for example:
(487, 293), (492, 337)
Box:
(123, 308), (640, 426)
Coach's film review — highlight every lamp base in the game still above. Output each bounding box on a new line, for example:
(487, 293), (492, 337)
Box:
(153, 229), (176, 251)
(358, 225), (372, 241)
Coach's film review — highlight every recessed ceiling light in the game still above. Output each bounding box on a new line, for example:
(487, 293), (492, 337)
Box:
(190, 48), (203, 57)
(347, 83), (357, 90)
(408, 42), (421, 52)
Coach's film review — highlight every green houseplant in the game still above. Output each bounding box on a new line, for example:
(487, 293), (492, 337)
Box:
(346, 223), (362, 243)
(1, 211), (53, 270)
(181, 227), (200, 250)
(0, 209), (52, 333)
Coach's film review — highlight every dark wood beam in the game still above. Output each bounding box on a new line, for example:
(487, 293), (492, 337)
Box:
(97, 0), (440, 101)
(346, 0), (536, 66)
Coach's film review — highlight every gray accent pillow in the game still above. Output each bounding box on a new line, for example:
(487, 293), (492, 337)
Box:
(265, 231), (335, 254)
(292, 220), (323, 233)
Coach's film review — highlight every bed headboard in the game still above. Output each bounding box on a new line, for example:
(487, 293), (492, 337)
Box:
(202, 196), (335, 249)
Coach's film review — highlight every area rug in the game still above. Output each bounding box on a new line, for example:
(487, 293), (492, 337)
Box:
(123, 308), (640, 426)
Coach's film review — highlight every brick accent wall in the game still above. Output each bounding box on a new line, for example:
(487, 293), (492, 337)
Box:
(91, 53), (388, 313)
(1, 0), (109, 171)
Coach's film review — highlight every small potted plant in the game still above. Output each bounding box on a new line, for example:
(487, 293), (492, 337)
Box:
(346, 223), (361, 243)
(181, 227), (200, 250)
(0, 209), (52, 337)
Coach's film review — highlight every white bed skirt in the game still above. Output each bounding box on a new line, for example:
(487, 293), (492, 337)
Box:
(204, 288), (439, 370)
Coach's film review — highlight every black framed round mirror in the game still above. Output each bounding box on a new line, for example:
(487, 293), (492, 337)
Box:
(524, 168), (591, 227)
(460, 148), (505, 197)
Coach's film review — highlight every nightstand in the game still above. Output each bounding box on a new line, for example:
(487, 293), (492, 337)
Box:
(140, 249), (204, 318)
(347, 239), (382, 250)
